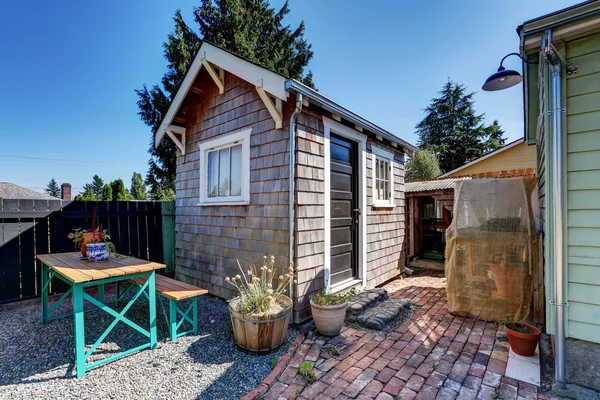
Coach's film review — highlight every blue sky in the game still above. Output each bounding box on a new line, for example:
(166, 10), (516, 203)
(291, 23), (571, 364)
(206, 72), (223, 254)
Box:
(0, 0), (576, 195)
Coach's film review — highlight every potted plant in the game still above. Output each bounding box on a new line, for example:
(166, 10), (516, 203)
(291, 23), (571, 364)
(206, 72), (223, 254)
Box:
(489, 254), (511, 298)
(500, 315), (541, 357)
(310, 288), (356, 336)
(226, 255), (295, 354)
(67, 208), (118, 260)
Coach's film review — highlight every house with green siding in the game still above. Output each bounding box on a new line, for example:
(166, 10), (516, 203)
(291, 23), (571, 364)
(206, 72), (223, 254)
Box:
(519, 0), (600, 392)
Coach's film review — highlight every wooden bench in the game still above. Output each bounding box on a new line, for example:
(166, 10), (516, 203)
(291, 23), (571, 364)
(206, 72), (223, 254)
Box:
(116, 274), (207, 341)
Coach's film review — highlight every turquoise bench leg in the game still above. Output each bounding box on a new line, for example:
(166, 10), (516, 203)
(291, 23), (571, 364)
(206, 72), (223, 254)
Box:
(192, 297), (198, 335)
(161, 296), (198, 341)
(169, 299), (178, 341)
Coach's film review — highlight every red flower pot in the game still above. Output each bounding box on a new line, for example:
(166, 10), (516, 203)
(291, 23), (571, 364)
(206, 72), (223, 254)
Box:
(505, 323), (541, 357)
(79, 232), (103, 257)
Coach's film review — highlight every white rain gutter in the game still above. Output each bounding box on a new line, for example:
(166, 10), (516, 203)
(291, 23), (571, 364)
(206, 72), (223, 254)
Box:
(544, 29), (567, 389)
(289, 93), (303, 324)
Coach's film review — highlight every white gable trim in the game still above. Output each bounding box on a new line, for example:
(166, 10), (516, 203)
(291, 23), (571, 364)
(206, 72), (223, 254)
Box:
(155, 42), (288, 148)
(438, 138), (525, 178)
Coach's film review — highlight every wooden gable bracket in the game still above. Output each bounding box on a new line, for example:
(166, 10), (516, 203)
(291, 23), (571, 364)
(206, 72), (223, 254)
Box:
(200, 56), (224, 94)
(164, 125), (186, 155)
(256, 80), (283, 129)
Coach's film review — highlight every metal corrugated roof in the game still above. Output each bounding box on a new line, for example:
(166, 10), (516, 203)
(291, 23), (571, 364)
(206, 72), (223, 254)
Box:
(405, 177), (471, 193)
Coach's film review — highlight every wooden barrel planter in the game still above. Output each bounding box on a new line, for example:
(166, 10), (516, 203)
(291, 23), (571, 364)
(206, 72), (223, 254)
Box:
(228, 294), (292, 354)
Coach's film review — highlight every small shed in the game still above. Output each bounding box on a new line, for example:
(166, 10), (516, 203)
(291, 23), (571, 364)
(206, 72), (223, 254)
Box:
(154, 42), (417, 322)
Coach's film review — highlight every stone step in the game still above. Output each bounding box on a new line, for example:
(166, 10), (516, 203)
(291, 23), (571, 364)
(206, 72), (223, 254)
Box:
(345, 288), (411, 330)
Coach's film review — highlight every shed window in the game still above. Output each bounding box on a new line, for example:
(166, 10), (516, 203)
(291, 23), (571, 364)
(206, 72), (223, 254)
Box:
(371, 147), (395, 207)
(199, 128), (251, 205)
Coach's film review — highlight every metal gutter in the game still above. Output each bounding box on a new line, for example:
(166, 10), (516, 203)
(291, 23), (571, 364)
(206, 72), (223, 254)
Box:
(288, 94), (303, 324)
(285, 80), (418, 155)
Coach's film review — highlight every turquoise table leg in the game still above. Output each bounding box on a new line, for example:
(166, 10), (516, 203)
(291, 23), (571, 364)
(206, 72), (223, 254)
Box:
(98, 283), (105, 304)
(192, 297), (198, 335)
(115, 281), (120, 308)
(169, 299), (177, 341)
(72, 282), (86, 378)
(41, 263), (48, 325)
(148, 271), (157, 349)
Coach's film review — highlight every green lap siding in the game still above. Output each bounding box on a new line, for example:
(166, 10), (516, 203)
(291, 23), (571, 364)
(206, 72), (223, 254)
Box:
(565, 32), (600, 342)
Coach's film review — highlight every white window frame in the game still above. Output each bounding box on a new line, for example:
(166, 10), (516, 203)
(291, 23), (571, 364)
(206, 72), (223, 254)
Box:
(371, 146), (395, 208)
(198, 128), (251, 206)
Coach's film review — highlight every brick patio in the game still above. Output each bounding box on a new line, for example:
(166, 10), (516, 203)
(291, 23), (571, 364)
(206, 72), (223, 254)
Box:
(258, 270), (555, 400)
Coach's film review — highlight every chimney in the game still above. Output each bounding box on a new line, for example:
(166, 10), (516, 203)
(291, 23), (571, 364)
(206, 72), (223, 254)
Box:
(61, 183), (71, 200)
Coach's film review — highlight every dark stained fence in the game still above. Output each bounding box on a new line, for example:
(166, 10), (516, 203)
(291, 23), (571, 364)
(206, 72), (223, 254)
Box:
(0, 199), (172, 304)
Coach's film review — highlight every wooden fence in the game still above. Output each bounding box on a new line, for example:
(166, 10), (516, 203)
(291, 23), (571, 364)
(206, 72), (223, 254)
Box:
(0, 199), (175, 304)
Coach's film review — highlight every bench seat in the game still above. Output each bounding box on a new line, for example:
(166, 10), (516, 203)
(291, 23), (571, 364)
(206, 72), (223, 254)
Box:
(129, 274), (208, 301)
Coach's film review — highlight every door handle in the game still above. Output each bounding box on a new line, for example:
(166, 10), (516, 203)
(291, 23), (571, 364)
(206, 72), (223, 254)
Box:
(353, 208), (362, 216)
(353, 208), (362, 224)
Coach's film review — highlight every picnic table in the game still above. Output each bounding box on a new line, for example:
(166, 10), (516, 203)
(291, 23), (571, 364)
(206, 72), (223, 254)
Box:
(37, 252), (165, 378)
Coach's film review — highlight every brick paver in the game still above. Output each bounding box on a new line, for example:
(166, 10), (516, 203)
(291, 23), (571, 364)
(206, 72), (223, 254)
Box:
(257, 270), (554, 399)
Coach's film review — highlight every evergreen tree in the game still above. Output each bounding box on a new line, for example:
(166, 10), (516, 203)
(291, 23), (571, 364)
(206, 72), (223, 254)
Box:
(405, 150), (442, 181)
(101, 184), (113, 201)
(130, 172), (148, 200)
(137, 1), (313, 199)
(44, 178), (60, 198)
(74, 184), (95, 201)
(91, 175), (104, 200)
(416, 80), (507, 173)
(110, 179), (129, 201)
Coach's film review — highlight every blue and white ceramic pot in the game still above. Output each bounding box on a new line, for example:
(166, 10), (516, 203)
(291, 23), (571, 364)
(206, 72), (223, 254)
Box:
(86, 242), (109, 262)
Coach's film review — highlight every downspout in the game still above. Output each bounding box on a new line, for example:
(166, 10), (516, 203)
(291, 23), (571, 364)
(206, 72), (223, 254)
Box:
(289, 93), (303, 324)
(545, 29), (567, 389)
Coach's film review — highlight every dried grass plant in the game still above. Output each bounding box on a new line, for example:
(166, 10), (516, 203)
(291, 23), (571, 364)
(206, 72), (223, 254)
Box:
(226, 255), (296, 315)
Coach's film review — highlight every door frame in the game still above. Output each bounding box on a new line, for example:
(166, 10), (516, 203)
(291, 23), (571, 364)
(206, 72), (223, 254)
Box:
(323, 117), (367, 292)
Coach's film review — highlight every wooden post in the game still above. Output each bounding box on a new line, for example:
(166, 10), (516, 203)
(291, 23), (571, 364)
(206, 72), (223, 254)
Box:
(161, 201), (176, 273)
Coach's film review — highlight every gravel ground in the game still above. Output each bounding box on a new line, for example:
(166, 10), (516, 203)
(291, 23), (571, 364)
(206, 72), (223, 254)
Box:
(0, 290), (297, 400)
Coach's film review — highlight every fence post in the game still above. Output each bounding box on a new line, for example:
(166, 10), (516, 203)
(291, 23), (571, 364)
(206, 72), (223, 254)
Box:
(161, 201), (176, 273)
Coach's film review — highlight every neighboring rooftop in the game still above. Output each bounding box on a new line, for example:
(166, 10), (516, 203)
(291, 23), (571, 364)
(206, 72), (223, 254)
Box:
(0, 182), (58, 200)
(405, 177), (471, 193)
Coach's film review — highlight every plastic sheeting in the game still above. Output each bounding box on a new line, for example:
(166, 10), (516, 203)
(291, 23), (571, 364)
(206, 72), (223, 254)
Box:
(445, 178), (538, 322)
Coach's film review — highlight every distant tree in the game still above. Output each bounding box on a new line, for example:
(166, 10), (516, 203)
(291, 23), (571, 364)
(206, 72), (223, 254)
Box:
(74, 184), (95, 201)
(91, 175), (104, 200)
(405, 150), (442, 181)
(130, 172), (148, 200)
(152, 187), (176, 202)
(416, 79), (507, 173)
(44, 178), (60, 198)
(137, 1), (314, 199)
(101, 184), (113, 201)
(110, 179), (130, 201)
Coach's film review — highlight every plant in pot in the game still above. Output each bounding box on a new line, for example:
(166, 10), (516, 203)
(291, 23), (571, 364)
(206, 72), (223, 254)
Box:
(226, 255), (296, 354)
(67, 208), (119, 261)
(310, 288), (356, 336)
(499, 315), (541, 357)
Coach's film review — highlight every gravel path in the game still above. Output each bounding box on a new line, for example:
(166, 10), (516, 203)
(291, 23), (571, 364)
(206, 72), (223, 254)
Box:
(0, 290), (297, 400)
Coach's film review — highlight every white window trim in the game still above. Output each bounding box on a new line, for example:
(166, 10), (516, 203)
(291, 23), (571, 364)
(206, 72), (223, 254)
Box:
(371, 146), (395, 208)
(198, 128), (252, 206)
(323, 117), (368, 291)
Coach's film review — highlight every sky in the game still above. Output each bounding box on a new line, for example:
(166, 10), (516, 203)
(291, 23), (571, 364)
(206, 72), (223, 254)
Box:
(0, 0), (578, 196)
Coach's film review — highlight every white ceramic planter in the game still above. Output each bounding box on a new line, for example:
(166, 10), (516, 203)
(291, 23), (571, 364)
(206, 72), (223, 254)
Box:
(310, 299), (347, 336)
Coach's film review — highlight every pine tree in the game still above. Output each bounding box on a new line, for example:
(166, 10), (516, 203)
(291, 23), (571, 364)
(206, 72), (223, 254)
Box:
(110, 179), (129, 201)
(74, 184), (95, 201)
(130, 172), (148, 200)
(91, 175), (104, 200)
(137, 1), (313, 199)
(416, 80), (506, 173)
(101, 184), (113, 201)
(45, 178), (60, 198)
(405, 150), (442, 181)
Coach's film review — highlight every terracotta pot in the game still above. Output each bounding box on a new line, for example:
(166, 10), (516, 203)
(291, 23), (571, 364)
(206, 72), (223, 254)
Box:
(505, 323), (541, 357)
(310, 300), (347, 336)
(79, 232), (102, 257)
(489, 263), (511, 298)
(229, 294), (292, 354)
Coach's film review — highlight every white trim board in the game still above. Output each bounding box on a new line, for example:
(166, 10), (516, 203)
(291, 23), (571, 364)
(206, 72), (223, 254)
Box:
(155, 42), (288, 148)
(323, 117), (368, 292)
(439, 138), (525, 178)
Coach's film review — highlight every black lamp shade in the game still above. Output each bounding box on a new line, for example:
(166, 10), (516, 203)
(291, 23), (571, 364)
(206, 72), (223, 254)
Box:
(482, 67), (523, 91)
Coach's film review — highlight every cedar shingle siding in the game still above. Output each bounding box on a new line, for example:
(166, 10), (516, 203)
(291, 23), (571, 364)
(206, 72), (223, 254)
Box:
(174, 69), (407, 322)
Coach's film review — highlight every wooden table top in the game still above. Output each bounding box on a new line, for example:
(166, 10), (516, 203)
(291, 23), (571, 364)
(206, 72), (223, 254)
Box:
(36, 252), (166, 283)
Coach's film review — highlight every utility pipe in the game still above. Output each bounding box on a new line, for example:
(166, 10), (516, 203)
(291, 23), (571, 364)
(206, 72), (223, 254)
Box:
(288, 93), (303, 324)
(545, 29), (567, 389)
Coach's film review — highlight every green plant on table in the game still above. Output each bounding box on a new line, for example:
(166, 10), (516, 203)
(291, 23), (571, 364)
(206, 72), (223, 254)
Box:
(311, 287), (357, 306)
(226, 255), (296, 314)
(298, 361), (316, 384)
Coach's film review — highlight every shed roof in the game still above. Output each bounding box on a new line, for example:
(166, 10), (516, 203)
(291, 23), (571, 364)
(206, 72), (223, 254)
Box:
(405, 177), (471, 194)
(0, 182), (58, 200)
